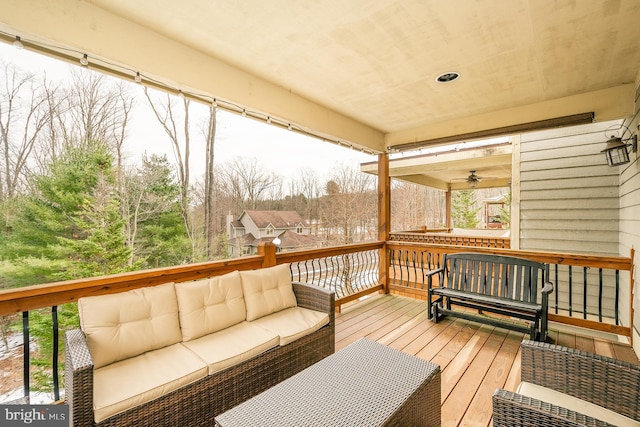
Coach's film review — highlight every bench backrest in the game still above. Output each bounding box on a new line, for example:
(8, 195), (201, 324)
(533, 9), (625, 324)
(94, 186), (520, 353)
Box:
(443, 252), (548, 303)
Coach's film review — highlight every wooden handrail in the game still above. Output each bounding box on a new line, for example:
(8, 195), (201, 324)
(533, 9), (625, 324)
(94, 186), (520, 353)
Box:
(0, 256), (265, 316)
(386, 242), (632, 271)
(276, 242), (384, 265)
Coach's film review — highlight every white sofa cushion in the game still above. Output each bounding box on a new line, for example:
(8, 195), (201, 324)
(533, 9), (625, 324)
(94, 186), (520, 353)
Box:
(182, 321), (279, 374)
(252, 307), (330, 345)
(78, 283), (182, 368)
(517, 381), (640, 427)
(175, 271), (246, 341)
(240, 264), (297, 321)
(93, 343), (207, 423)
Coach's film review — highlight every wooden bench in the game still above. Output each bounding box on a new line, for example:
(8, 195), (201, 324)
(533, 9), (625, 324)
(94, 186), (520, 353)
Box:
(426, 252), (553, 341)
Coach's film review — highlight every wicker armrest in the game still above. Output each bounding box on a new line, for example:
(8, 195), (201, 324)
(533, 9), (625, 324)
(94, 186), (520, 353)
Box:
(65, 329), (95, 427)
(292, 281), (335, 315)
(520, 340), (640, 420)
(492, 389), (616, 427)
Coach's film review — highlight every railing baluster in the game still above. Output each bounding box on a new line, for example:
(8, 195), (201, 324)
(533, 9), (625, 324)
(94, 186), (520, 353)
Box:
(583, 267), (588, 320)
(598, 268), (603, 322)
(554, 264), (559, 314)
(22, 311), (30, 401)
(312, 258), (319, 284)
(411, 251), (417, 289)
(568, 265), (573, 317)
(419, 251), (425, 289)
(615, 269), (620, 326)
(52, 305), (60, 401)
(399, 250), (405, 287)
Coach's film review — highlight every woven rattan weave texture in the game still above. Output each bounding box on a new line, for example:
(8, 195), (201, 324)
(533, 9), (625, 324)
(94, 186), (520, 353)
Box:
(215, 338), (441, 427)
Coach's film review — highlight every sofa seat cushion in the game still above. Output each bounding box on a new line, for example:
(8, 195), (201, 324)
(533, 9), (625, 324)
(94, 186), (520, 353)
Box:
(182, 321), (279, 375)
(252, 307), (330, 346)
(93, 343), (207, 423)
(240, 264), (297, 321)
(517, 381), (640, 427)
(175, 271), (246, 341)
(78, 282), (183, 368)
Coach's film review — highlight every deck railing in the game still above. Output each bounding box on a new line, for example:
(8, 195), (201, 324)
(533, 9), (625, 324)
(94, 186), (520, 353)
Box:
(281, 243), (382, 304)
(0, 239), (634, 404)
(387, 241), (634, 338)
(389, 231), (510, 248)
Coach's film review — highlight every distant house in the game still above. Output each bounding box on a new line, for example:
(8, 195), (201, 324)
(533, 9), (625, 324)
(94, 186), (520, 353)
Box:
(227, 210), (323, 256)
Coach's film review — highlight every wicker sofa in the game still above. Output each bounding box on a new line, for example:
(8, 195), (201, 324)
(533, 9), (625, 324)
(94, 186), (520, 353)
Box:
(65, 264), (335, 427)
(493, 340), (640, 426)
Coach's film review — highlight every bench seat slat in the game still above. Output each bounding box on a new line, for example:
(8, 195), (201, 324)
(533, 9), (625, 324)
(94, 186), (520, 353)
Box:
(431, 287), (542, 313)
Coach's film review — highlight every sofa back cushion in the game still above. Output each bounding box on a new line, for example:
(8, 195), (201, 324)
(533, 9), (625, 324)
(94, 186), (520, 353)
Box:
(78, 282), (182, 368)
(240, 264), (297, 321)
(175, 271), (246, 341)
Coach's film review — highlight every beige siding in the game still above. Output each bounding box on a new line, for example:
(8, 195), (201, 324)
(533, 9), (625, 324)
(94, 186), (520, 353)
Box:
(622, 95), (640, 354)
(519, 121), (622, 256)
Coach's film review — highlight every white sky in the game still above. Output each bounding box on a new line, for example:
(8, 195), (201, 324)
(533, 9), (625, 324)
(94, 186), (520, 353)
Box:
(0, 42), (374, 184)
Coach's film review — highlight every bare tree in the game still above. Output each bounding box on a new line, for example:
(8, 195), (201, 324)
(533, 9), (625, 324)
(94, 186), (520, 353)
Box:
(60, 71), (123, 147)
(0, 61), (52, 200)
(111, 85), (134, 182)
(203, 104), (216, 259)
(320, 163), (376, 244)
(391, 181), (446, 231)
(143, 87), (192, 245)
(217, 157), (281, 212)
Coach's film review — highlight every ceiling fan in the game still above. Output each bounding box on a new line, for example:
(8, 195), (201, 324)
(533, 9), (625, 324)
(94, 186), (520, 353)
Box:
(466, 170), (481, 186)
(450, 170), (483, 188)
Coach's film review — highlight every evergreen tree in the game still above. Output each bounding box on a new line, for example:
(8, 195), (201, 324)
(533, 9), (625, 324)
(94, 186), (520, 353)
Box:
(498, 191), (511, 228)
(3, 142), (134, 282)
(452, 189), (481, 229)
(123, 154), (191, 267)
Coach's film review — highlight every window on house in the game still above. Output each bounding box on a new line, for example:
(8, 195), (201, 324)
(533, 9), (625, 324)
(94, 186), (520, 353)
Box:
(266, 225), (274, 235)
(296, 226), (303, 233)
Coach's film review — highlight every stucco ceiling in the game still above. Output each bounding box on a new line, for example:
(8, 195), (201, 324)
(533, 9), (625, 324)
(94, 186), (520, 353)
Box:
(1, 0), (639, 171)
(84, 0), (640, 141)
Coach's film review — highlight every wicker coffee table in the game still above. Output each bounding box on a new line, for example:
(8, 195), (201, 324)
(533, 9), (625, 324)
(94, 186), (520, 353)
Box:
(214, 338), (441, 426)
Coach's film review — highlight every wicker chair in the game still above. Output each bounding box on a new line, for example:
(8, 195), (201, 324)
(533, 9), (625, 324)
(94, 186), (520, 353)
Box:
(493, 340), (640, 427)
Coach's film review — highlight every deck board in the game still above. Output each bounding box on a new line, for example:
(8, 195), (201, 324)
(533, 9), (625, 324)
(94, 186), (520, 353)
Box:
(335, 294), (639, 427)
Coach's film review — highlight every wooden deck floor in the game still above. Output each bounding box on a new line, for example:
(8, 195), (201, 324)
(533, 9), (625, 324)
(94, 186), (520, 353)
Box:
(335, 293), (639, 427)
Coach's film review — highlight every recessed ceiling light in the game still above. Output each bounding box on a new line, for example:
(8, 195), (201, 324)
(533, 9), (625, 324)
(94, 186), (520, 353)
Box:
(436, 72), (460, 83)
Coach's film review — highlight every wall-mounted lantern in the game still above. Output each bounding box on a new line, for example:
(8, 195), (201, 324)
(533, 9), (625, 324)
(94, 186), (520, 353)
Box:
(601, 132), (637, 167)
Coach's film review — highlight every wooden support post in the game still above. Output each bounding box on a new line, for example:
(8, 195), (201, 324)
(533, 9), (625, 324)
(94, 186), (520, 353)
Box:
(630, 246), (635, 346)
(445, 187), (452, 230)
(378, 153), (391, 294)
(258, 242), (277, 268)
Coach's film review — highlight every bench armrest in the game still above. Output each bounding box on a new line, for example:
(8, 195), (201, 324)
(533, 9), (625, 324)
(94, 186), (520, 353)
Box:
(65, 329), (95, 427)
(425, 266), (445, 289)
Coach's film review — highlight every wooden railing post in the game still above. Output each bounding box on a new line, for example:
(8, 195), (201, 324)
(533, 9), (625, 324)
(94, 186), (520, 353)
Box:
(630, 246), (635, 347)
(258, 242), (277, 268)
(445, 188), (452, 230)
(378, 152), (391, 294)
